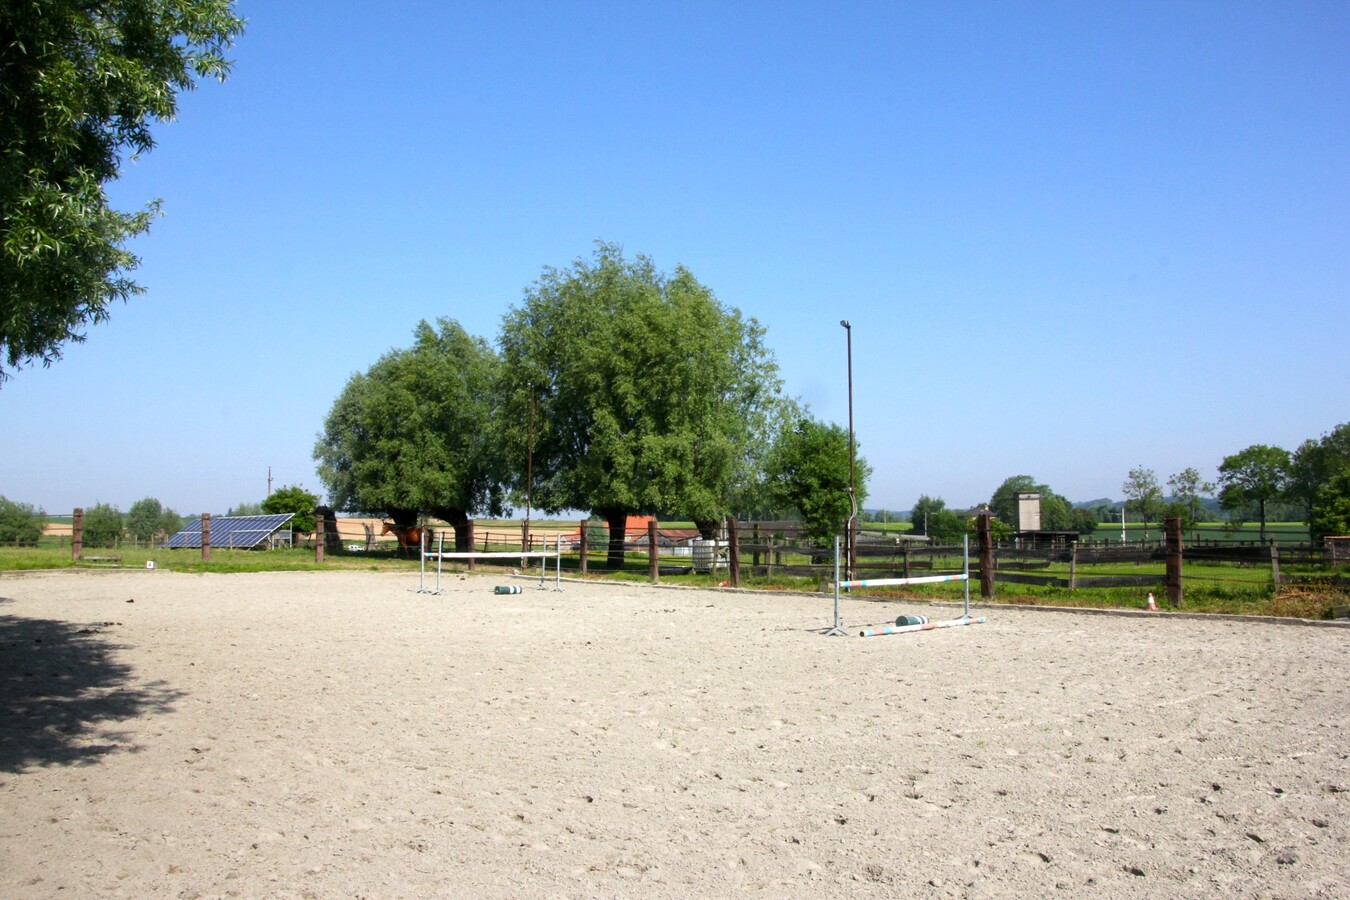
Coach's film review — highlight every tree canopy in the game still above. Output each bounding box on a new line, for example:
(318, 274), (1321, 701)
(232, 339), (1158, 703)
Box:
(1167, 467), (1214, 525)
(126, 496), (182, 542)
(81, 502), (123, 546)
(1289, 423), (1350, 537)
(1121, 466), (1164, 537)
(261, 485), (319, 535)
(909, 495), (947, 537)
(0, 0), (244, 381)
(498, 243), (783, 566)
(1310, 471), (1350, 541)
(763, 416), (871, 544)
(314, 318), (504, 547)
(0, 496), (44, 544)
(1217, 444), (1291, 541)
(989, 475), (1078, 532)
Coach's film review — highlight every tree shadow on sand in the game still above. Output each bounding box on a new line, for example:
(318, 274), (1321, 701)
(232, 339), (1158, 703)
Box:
(0, 606), (182, 775)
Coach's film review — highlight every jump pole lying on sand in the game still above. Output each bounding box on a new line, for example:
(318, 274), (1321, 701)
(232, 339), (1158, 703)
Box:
(859, 615), (987, 638)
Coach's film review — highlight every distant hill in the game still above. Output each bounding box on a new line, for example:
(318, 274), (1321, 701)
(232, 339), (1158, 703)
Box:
(1073, 498), (1117, 510)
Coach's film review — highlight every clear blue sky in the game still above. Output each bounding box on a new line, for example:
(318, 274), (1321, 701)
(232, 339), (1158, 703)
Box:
(3, 1), (1347, 517)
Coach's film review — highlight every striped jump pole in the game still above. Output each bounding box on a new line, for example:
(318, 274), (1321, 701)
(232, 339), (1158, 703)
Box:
(859, 615), (986, 638)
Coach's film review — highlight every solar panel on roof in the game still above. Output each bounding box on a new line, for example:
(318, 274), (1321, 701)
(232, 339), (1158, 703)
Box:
(164, 513), (295, 549)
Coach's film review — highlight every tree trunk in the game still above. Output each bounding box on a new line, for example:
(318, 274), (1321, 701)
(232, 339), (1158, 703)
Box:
(450, 510), (472, 552)
(694, 519), (720, 541)
(602, 508), (629, 570)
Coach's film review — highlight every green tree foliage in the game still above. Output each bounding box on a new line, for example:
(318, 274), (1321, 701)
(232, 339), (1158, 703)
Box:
(225, 501), (263, 517)
(126, 497), (184, 542)
(159, 507), (184, 538)
(314, 319), (504, 548)
(0, 496), (44, 544)
(988, 476), (1080, 532)
(585, 518), (608, 549)
(1217, 445), (1291, 542)
(261, 485), (318, 534)
(909, 495), (946, 537)
(1310, 471), (1350, 541)
(1121, 466), (1163, 538)
(763, 417), (871, 544)
(0, 0), (244, 380)
(1167, 467), (1215, 524)
(82, 502), (124, 546)
(1069, 507), (1099, 535)
(498, 243), (783, 567)
(1289, 423), (1350, 533)
(926, 509), (966, 544)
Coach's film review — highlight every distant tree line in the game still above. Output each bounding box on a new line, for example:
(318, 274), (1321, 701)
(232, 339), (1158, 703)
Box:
(899, 422), (1350, 545)
(0, 485), (324, 548)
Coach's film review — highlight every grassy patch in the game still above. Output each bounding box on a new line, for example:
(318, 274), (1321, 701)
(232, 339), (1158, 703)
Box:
(0, 545), (422, 574)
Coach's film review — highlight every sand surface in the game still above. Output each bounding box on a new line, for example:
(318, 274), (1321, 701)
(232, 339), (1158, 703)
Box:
(1, 570), (1346, 898)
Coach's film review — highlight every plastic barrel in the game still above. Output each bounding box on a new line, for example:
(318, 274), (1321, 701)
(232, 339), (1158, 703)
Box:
(494, 585), (523, 595)
(895, 614), (930, 626)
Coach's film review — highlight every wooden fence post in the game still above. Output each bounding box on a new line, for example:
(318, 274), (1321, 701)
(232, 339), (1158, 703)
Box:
(466, 521), (476, 572)
(648, 519), (659, 584)
(903, 544), (911, 580)
(1165, 516), (1183, 607)
(1069, 542), (1078, 590)
(72, 508), (83, 561)
(578, 519), (588, 575)
(201, 512), (211, 563)
(978, 513), (995, 599)
(1270, 540), (1281, 587)
(752, 522), (760, 570)
(727, 516), (740, 587)
(766, 533), (775, 577)
(314, 509), (325, 564)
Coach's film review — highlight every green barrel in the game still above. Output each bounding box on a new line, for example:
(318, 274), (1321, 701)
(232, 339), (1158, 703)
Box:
(494, 585), (523, 595)
(895, 614), (930, 626)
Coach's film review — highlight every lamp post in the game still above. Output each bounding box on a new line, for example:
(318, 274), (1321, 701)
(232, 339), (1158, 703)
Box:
(841, 320), (855, 580)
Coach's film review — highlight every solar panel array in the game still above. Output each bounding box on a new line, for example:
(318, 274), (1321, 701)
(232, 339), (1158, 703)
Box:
(164, 513), (295, 549)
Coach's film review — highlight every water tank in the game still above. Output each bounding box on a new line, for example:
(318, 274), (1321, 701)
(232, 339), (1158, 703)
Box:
(692, 539), (726, 573)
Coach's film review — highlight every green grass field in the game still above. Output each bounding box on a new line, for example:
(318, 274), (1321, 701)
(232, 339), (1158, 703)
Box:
(5, 517), (1344, 620)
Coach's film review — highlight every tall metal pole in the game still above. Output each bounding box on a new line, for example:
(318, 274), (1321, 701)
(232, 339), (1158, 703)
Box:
(841, 320), (855, 580)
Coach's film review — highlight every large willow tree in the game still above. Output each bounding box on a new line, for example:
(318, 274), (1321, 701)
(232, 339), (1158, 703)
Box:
(1, 0), (243, 381)
(498, 242), (782, 568)
(314, 319), (504, 549)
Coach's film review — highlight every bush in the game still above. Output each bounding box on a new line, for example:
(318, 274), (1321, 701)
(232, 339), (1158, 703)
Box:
(262, 485), (319, 534)
(0, 496), (44, 544)
(82, 503), (124, 547)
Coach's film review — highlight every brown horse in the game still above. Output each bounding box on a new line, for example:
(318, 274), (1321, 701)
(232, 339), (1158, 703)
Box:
(381, 522), (423, 558)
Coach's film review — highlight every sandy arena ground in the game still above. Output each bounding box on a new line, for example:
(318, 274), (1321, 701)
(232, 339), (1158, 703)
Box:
(1, 570), (1346, 898)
